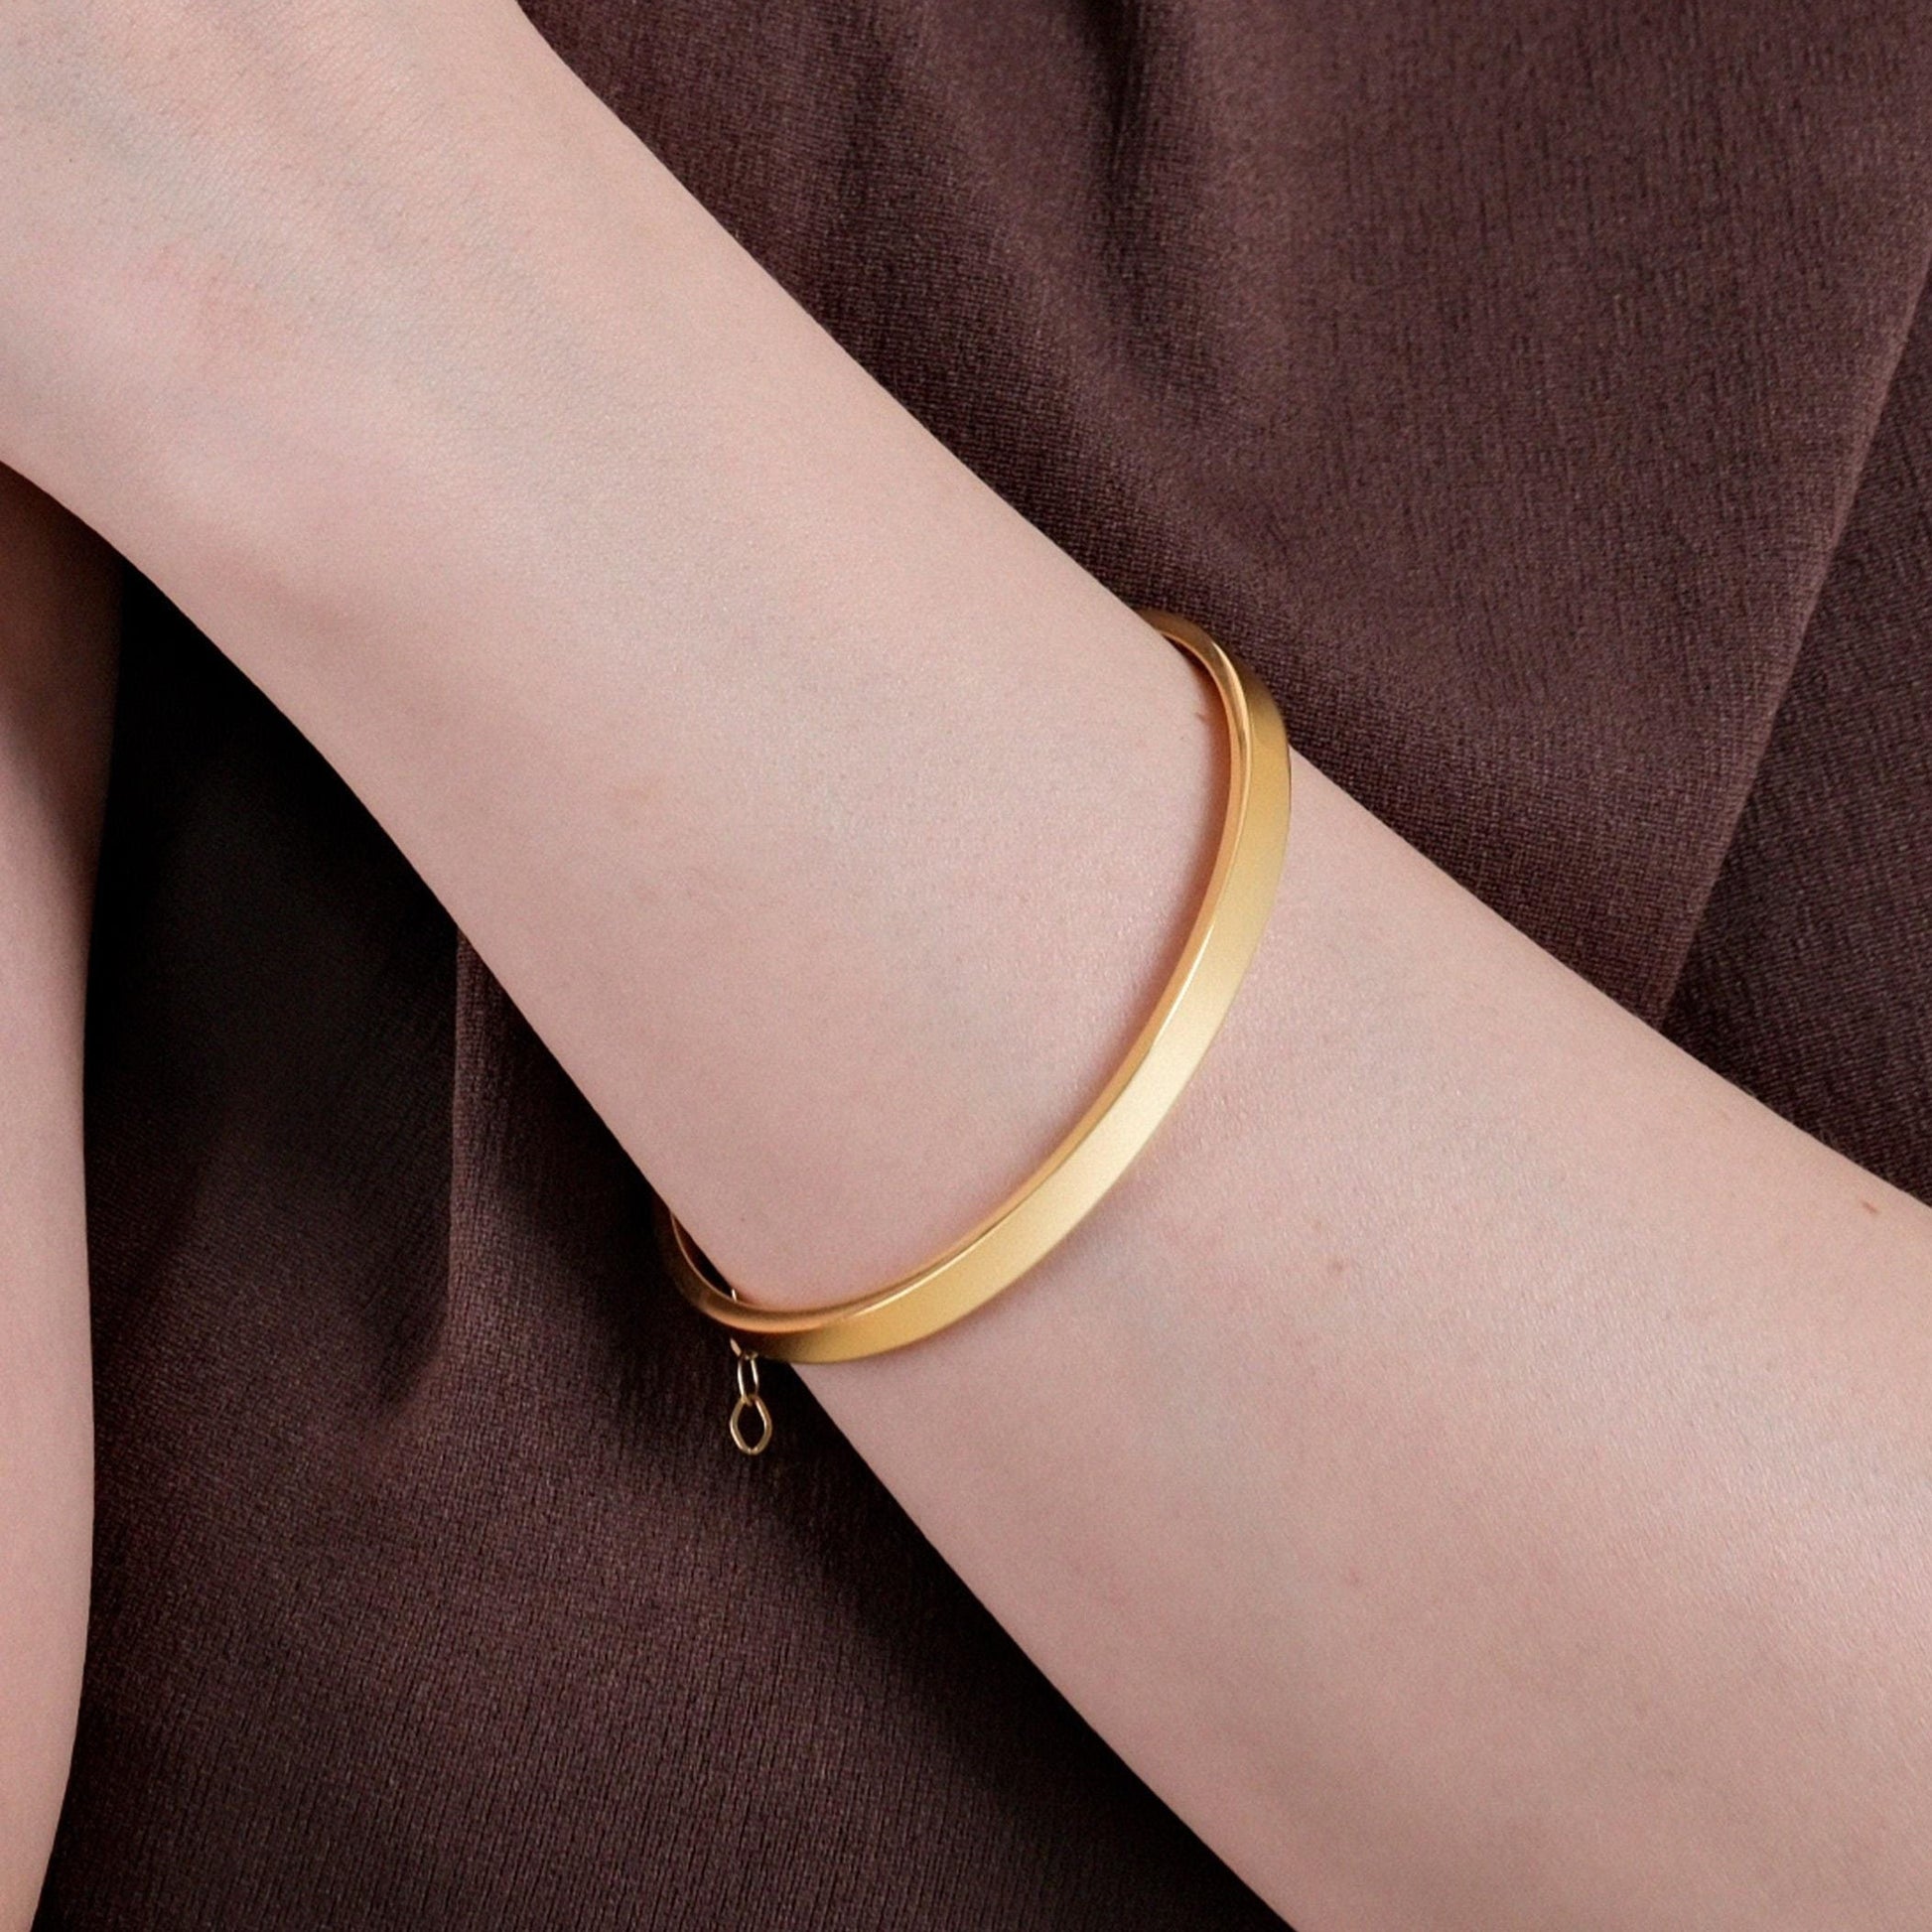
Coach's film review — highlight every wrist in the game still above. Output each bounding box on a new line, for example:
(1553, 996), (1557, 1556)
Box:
(9, 15), (1239, 1353)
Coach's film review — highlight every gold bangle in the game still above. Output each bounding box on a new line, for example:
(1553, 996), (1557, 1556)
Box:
(651, 610), (1290, 1433)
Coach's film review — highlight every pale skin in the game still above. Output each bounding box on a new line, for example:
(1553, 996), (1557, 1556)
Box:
(0, 472), (115, 1930)
(2, 5), (1929, 1928)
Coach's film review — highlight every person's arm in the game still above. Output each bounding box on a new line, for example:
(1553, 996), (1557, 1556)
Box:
(3, 8), (1929, 1925)
(0, 470), (116, 1929)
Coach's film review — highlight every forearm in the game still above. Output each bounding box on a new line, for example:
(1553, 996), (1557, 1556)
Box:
(0, 470), (116, 1927)
(6, 15), (1930, 1926)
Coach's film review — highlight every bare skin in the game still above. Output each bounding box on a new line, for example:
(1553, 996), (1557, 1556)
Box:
(0, 470), (116, 1930)
(1, 6), (1929, 1926)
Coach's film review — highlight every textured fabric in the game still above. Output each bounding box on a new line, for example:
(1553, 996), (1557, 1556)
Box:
(38, 2), (1932, 1926)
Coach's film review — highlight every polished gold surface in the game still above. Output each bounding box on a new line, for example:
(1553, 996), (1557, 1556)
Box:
(652, 609), (1292, 1370)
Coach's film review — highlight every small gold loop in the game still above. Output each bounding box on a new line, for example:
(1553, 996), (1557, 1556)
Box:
(734, 1351), (761, 1403)
(729, 1390), (774, 1456)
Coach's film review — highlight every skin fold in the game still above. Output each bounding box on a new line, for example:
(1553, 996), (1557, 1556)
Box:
(1, 5), (1929, 1926)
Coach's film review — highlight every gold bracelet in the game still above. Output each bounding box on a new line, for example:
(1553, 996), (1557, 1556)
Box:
(652, 610), (1291, 1453)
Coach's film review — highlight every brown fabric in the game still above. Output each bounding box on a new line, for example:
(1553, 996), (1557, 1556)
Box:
(38, 2), (1932, 1926)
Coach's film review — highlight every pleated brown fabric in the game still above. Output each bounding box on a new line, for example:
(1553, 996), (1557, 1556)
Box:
(38, 2), (1932, 1926)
